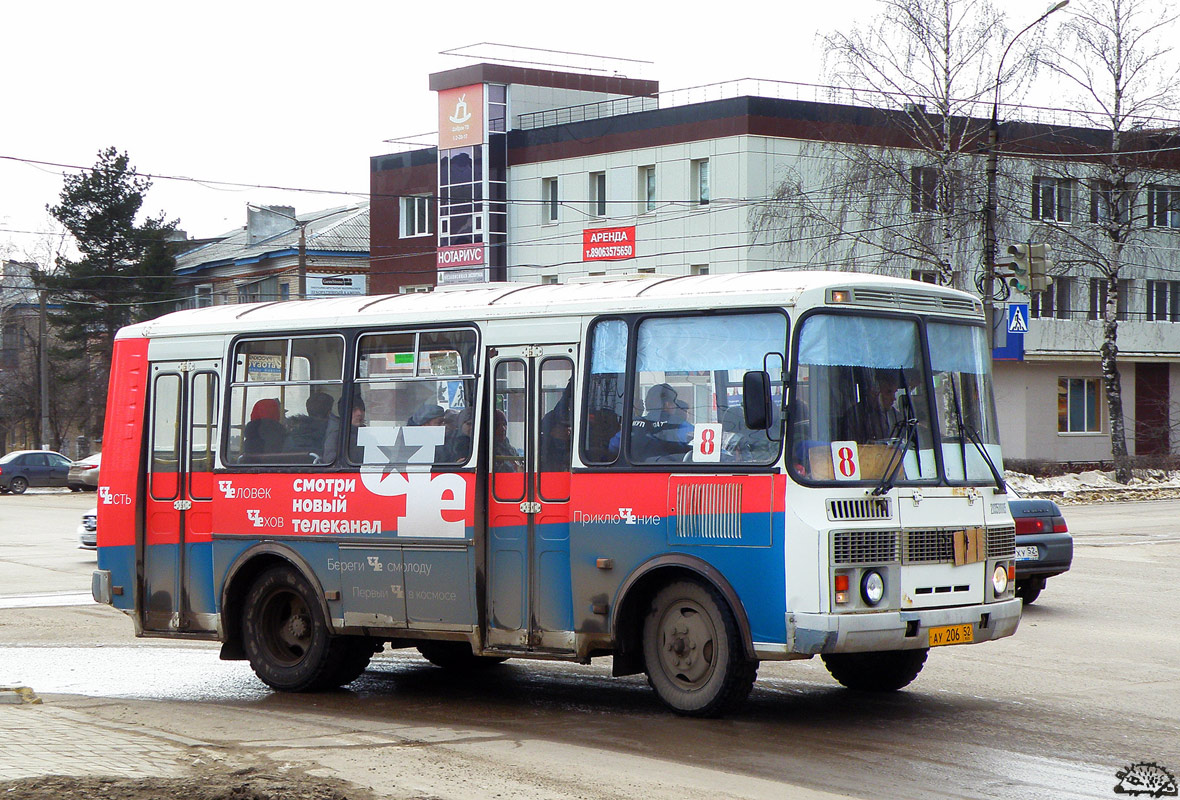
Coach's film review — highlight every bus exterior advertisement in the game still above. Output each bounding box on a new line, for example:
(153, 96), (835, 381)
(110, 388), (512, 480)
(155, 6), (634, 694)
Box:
(92, 272), (1020, 718)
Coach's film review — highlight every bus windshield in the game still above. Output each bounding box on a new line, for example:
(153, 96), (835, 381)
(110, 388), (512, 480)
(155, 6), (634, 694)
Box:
(788, 313), (1000, 486)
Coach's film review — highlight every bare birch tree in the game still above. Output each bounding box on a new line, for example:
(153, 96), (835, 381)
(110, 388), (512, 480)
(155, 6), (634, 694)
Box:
(1038, 0), (1180, 481)
(755, 0), (1030, 290)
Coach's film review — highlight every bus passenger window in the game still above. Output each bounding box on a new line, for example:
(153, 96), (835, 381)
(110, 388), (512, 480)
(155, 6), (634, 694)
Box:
(226, 335), (345, 466)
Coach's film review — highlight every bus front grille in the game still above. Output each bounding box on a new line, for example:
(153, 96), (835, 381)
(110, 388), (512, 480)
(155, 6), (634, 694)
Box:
(832, 530), (899, 564)
(903, 529), (956, 563)
(986, 525), (1016, 558)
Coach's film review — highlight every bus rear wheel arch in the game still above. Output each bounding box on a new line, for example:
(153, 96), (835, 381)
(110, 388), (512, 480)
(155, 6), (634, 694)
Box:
(642, 578), (758, 717)
(241, 564), (376, 691)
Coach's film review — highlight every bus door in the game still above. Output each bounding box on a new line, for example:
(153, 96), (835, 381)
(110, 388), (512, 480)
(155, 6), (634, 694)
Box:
(487, 345), (577, 653)
(142, 361), (220, 634)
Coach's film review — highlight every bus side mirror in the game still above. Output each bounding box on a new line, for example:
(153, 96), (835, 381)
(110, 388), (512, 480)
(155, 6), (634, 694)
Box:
(743, 371), (773, 430)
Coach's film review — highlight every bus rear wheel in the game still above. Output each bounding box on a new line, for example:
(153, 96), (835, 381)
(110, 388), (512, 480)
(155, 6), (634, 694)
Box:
(242, 565), (370, 691)
(822, 649), (928, 692)
(642, 579), (757, 717)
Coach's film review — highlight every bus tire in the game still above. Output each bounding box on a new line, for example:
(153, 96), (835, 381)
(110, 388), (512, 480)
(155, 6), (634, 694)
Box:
(822, 649), (928, 692)
(642, 578), (757, 717)
(242, 565), (347, 692)
(417, 641), (508, 670)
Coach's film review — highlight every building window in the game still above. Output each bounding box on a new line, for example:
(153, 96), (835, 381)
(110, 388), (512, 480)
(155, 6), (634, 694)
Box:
(590, 171), (607, 217)
(640, 166), (656, 213)
(438, 147), (481, 248)
(399, 284), (432, 293)
(1148, 185), (1180, 229)
(1031, 277), (1072, 319)
(280, 283), (290, 301)
(1089, 277), (1131, 321)
(1033, 177), (1075, 223)
(910, 167), (938, 213)
(194, 285), (213, 308)
(690, 264), (709, 276)
(910, 269), (938, 284)
(637, 268), (656, 274)
(1089, 180), (1130, 225)
(1146, 280), (1180, 321)
(692, 159), (710, 206)
(541, 275), (558, 285)
(1058, 377), (1101, 433)
(543, 178), (558, 224)
(488, 84), (507, 133)
(401, 195), (432, 238)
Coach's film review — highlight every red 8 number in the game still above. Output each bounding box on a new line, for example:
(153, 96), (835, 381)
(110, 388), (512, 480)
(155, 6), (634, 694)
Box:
(837, 446), (857, 477)
(700, 427), (716, 455)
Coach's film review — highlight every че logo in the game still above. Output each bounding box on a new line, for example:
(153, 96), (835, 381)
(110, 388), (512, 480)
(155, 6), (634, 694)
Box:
(98, 486), (132, 505)
(246, 509), (284, 529)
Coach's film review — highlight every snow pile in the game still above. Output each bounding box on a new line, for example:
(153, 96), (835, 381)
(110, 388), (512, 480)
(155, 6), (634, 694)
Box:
(1004, 469), (1180, 503)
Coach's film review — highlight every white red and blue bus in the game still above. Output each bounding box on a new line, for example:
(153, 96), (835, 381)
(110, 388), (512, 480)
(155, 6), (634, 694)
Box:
(92, 271), (1020, 717)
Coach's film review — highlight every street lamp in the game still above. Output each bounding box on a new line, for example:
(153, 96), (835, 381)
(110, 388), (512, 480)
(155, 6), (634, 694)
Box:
(982, 0), (1069, 344)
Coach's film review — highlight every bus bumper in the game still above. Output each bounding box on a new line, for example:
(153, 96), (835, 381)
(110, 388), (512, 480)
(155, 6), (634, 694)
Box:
(786, 598), (1022, 655)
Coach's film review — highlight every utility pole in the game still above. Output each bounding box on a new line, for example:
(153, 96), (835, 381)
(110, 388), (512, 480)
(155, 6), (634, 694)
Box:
(39, 290), (50, 450)
(982, 0), (1069, 344)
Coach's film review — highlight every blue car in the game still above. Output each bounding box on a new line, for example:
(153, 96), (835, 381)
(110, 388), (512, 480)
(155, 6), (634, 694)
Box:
(0, 450), (73, 494)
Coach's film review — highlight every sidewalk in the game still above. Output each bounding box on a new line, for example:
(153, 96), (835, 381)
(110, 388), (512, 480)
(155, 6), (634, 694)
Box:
(0, 691), (199, 782)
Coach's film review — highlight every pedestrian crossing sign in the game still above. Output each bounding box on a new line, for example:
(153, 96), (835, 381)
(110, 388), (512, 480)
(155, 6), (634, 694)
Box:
(1007, 303), (1029, 334)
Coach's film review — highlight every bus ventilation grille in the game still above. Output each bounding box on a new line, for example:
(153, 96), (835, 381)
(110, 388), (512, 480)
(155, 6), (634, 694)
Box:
(674, 483), (742, 539)
(827, 497), (892, 521)
(849, 288), (981, 316)
(986, 525), (1016, 558)
(832, 531), (899, 565)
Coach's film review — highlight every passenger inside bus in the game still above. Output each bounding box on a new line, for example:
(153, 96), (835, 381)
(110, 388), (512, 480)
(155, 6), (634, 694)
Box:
(839, 369), (904, 443)
(243, 398), (285, 456)
(286, 391), (336, 456)
(540, 389), (573, 471)
(628, 383), (693, 463)
(585, 407), (621, 462)
(491, 409), (522, 471)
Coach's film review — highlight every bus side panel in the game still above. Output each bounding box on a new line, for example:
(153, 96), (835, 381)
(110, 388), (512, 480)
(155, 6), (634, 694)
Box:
(96, 337), (150, 612)
(568, 472), (787, 645)
(209, 471), (478, 630)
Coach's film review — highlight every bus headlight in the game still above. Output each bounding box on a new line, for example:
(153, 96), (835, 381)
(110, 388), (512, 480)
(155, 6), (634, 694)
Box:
(992, 564), (1009, 595)
(860, 570), (885, 606)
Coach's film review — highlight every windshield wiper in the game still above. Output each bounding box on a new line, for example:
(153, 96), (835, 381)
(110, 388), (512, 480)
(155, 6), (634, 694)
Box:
(963, 423), (1006, 493)
(871, 416), (918, 496)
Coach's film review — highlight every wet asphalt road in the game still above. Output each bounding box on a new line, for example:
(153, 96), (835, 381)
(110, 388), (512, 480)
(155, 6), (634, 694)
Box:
(2, 490), (1178, 799)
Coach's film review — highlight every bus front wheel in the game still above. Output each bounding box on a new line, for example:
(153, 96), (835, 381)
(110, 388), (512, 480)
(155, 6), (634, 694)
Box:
(822, 649), (928, 692)
(642, 579), (757, 717)
(242, 565), (367, 691)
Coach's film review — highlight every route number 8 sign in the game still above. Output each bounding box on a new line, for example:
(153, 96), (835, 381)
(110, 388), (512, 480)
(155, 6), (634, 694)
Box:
(830, 441), (861, 481)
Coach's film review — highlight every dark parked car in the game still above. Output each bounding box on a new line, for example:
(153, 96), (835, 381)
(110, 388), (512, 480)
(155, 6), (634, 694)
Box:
(68, 452), (101, 491)
(1008, 495), (1074, 605)
(0, 450), (73, 494)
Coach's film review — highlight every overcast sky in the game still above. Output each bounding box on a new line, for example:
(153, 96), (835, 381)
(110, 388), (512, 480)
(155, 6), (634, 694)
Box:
(3, 0), (1070, 263)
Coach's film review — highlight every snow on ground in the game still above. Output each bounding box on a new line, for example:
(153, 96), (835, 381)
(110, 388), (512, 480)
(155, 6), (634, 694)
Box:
(1004, 469), (1180, 504)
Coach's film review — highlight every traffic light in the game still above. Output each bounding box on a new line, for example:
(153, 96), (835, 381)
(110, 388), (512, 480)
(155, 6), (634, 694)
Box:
(1007, 244), (1030, 293)
(1029, 243), (1054, 293)
(1006, 243), (1055, 293)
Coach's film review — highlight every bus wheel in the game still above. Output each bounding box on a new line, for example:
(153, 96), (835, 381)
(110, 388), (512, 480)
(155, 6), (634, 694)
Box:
(242, 565), (339, 691)
(417, 641), (508, 670)
(642, 579), (757, 717)
(822, 649), (928, 692)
